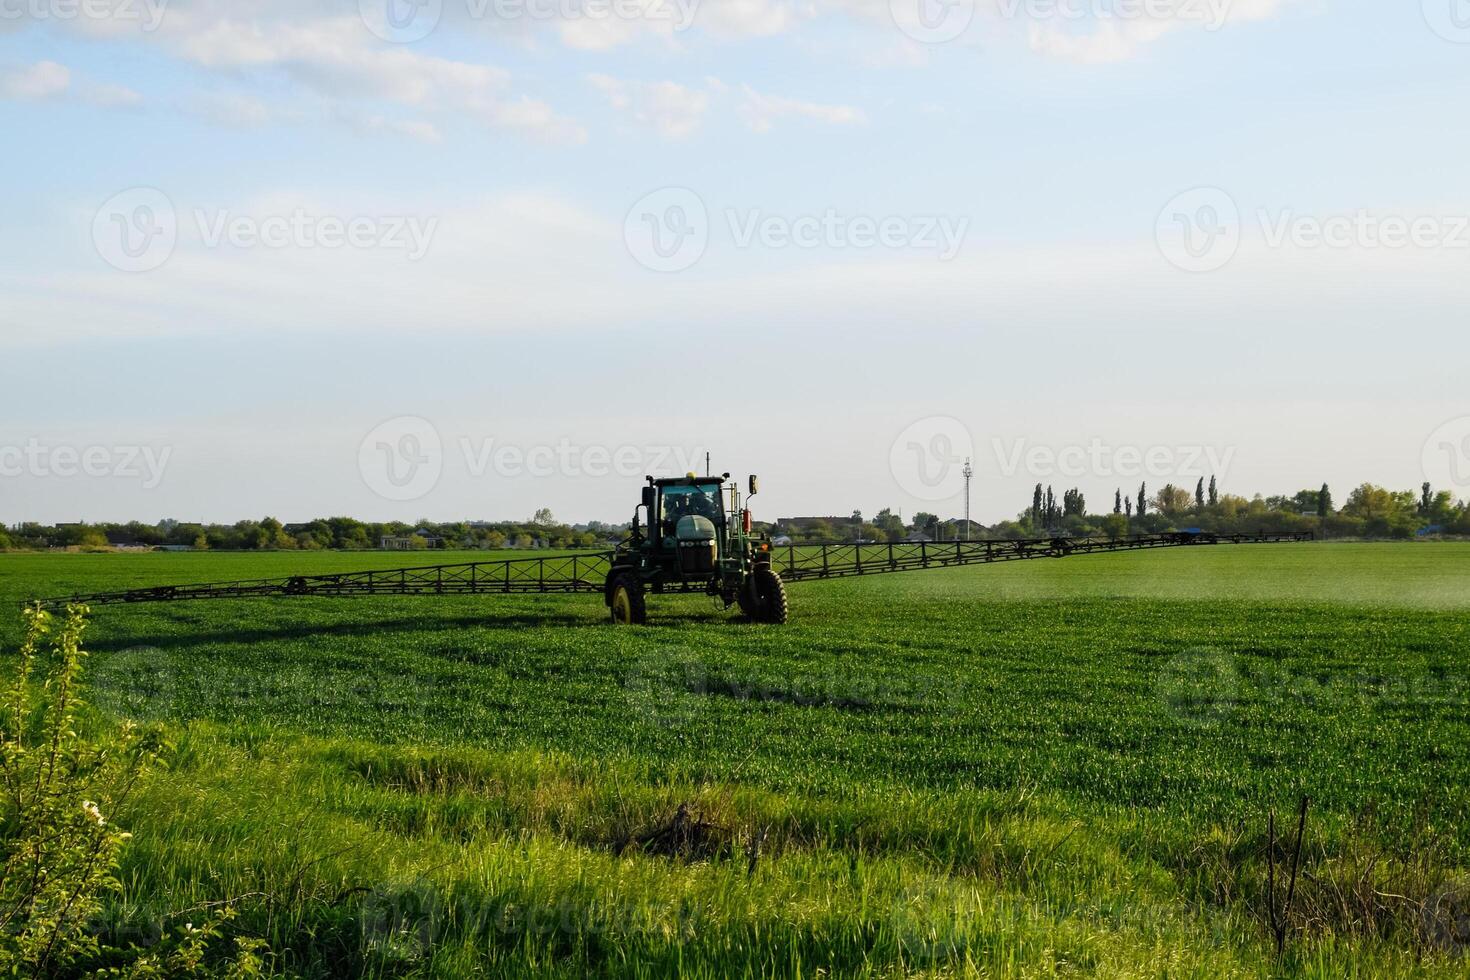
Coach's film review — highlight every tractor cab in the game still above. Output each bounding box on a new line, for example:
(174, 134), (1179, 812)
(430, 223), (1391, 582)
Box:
(648, 477), (725, 573)
(607, 471), (787, 625)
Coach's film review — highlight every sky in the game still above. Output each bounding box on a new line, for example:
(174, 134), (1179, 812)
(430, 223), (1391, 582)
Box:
(2, 0), (1468, 526)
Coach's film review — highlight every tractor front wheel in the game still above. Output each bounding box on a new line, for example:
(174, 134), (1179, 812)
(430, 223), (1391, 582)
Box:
(608, 573), (647, 625)
(743, 567), (789, 625)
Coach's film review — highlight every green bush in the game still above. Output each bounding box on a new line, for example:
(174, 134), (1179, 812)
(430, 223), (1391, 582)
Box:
(0, 605), (264, 978)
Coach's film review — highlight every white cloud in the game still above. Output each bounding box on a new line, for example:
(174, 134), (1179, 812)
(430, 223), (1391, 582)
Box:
(589, 74), (864, 137)
(1023, 0), (1298, 64)
(0, 60), (71, 100)
(348, 113), (444, 144)
(588, 74), (710, 139)
(189, 92), (277, 127)
(163, 14), (584, 143)
(178, 18), (509, 100)
(83, 82), (144, 107)
(735, 83), (866, 133)
(0, 60), (142, 107)
(693, 0), (802, 37)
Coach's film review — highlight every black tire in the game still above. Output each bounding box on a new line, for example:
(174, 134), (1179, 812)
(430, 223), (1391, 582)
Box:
(745, 567), (789, 625)
(735, 575), (758, 618)
(608, 572), (647, 625)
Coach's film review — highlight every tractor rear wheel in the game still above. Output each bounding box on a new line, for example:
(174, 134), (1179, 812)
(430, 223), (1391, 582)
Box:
(744, 567), (789, 625)
(608, 572), (647, 625)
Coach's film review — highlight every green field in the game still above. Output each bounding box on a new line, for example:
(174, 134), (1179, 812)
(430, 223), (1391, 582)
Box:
(3, 543), (1469, 977)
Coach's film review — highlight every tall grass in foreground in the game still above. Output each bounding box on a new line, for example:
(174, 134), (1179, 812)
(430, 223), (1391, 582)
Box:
(1, 606), (264, 977)
(103, 731), (1470, 977)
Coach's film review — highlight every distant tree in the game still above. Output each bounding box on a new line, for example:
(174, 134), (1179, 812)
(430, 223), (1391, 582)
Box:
(75, 528), (109, 549)
(1154, 484), (1193, 516)
(1421, 482), (1434, 515)
(1342, 484), (1399, 520)
(911, 512), (938, 536)
(1195, 478), (1206, 510)
(1318, 483), (1333, 517)
(260, 516), (292, 549)
(1114, 488), (1122, 514)
(192, 533), (209, 551)
(1208, 475), (1218, 506)
(531, 508), (556, 527)
(1101, 512), (1128, 541)
(804, 519), (839, 543)
(1125, 497), (1133, 517)
(1031, 484), (1043, 526)
(1287, 489), (1320, 513)
(874, 508), (905, 539)
(1137, 483), (1147, 517)
(1427, 490), (1457, 525)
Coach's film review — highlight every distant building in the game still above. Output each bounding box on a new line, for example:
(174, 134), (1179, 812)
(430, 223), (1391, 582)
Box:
(381, 531), (442, 550)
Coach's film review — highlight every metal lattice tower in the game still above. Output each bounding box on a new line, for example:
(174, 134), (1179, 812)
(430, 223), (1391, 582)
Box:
(962, 457), (973, 540)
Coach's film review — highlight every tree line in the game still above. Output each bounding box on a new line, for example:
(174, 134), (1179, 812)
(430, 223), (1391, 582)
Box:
(5, 479), (1468, 551)
(1012, 478), (1470, 540)
(0, 513), (625, 552)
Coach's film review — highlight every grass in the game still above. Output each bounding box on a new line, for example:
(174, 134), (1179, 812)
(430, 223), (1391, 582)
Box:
(2, 542), (1469, 976)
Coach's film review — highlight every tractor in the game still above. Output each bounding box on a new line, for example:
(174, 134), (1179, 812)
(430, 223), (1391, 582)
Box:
(604, 473), (787, 625)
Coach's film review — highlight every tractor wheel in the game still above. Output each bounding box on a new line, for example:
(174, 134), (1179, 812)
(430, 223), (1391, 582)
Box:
(745, 567), (789, 625)
(735, 585), (757, 619)
(608, 573), (647, 625)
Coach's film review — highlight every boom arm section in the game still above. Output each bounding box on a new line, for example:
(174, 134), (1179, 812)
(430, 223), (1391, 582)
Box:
(34, 552), (613, 609)
(773, 531), (1313, 581)
(31, 531), (1312, 611)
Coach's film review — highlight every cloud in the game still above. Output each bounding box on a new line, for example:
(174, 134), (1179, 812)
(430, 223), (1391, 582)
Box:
(0, 60), (143, 106)
(735, 83), (866, 133)
(162, 13), (584, 143)
(1022, 0), (1298, 64)
(588, 74), (710, 139)
(0, 60), (71, 100)
(188, 92), (277, 127)
(589, 74), (865, 137)
(346, 113), (444, 144)
(83, 82), (144, 107)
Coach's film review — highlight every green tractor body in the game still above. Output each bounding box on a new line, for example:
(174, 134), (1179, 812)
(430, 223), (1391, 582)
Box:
(604, 473), (788, 625)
